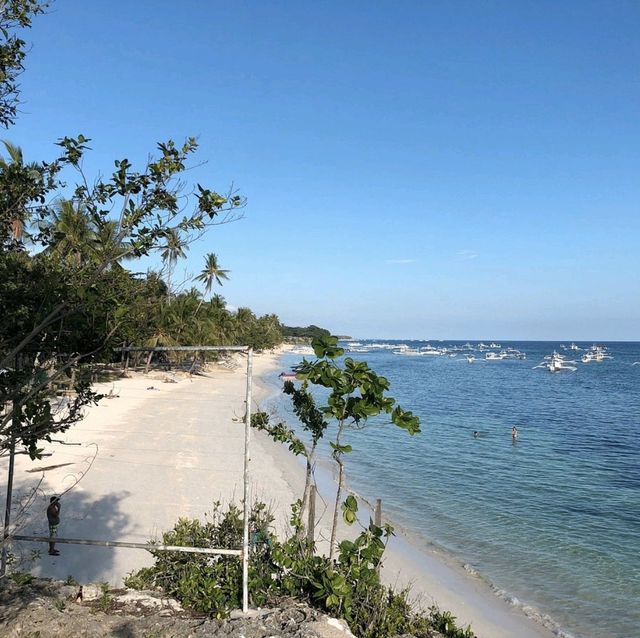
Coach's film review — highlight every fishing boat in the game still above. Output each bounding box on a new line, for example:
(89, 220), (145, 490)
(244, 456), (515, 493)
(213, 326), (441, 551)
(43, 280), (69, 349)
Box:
(581, 345), (613, 363)
(534, 351), (577, 373)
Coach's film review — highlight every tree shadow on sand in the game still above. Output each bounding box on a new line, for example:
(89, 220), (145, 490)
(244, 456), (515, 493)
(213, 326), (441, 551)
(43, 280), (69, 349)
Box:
(8, 489), (135, 585)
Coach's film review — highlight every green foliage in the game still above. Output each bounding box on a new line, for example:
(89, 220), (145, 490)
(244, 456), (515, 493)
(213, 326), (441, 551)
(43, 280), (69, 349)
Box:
(250, 411), (307, 457)
(286, 335), (421, 557)
(281, 324), (331, 340)
(0, 1), (47, 129)
(429, 609), (475, 638)
(125, 502), (279, 617)
(0, 4), (286, 458)
(341, 494), (358, 525)
(128, 500), (475, 638)
(10, 570), (33, 587)
(295, 336), (420, 434)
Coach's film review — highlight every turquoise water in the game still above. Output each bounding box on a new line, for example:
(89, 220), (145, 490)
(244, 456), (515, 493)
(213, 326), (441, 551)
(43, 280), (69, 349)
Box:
(269, 342), (640, 638)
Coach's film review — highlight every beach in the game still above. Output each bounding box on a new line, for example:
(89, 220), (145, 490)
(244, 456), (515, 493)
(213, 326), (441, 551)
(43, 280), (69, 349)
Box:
(2, 347), (555, 638)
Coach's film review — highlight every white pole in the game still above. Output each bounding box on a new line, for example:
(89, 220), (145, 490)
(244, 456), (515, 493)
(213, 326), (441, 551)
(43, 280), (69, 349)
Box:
(242, 348), (253, 613)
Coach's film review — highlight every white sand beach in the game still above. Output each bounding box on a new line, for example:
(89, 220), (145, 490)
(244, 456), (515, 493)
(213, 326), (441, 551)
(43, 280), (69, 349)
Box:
(1, 348), (556, 638)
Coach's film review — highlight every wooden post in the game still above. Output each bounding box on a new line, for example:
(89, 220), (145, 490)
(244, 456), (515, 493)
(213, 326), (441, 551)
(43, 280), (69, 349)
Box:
(374, 498), (382, 527)
(306, 483), (316, 545)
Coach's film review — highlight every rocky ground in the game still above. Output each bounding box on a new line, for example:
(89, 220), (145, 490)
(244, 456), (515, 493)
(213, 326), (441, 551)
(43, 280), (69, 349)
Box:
(0, 576), (443, 638)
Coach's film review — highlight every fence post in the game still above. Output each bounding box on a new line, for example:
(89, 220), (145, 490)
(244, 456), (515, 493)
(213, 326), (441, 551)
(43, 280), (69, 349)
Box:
(306, 484), (316, 545)
(374, 498), (382, 527)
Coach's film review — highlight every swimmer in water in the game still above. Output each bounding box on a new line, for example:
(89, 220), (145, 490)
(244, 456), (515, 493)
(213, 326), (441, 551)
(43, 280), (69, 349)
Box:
(512, 426), (518, 440)
(473, 431), (479, 438)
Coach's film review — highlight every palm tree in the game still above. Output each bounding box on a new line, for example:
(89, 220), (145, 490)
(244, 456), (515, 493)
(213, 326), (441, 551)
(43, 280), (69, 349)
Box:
(44, 199), (94, 266)
(160, 228), (187, 300)
(0, 140), (43, 243)
(194, 253), (230, 313)
(91, 219), (134, 267)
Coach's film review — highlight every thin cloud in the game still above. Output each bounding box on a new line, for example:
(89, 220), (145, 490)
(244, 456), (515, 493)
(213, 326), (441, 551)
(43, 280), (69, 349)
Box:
(456, 250), (478, 261)
(385, 258), (416, 264)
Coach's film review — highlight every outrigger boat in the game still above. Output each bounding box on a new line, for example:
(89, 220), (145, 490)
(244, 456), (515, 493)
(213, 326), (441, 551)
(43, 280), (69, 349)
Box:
(534, 351), (577, 373)
(581, 345), (613, 363)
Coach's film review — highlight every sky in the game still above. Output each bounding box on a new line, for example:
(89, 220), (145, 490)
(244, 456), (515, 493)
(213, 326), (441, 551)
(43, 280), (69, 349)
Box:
(9, 0), (640, 340)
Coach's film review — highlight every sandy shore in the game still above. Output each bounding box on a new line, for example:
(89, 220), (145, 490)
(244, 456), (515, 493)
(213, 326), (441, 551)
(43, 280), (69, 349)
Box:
(1, 347), (556, 638)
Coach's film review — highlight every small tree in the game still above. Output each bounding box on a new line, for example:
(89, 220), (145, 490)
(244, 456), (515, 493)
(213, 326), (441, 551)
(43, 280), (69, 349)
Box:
(257, 335), (420, 559)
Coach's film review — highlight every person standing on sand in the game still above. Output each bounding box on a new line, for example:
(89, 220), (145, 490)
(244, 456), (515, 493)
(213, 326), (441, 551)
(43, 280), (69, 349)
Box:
(46, 496), (61, 556)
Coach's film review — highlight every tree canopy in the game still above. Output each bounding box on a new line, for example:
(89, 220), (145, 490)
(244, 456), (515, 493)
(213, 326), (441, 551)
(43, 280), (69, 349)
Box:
(0, 2), (286, 460)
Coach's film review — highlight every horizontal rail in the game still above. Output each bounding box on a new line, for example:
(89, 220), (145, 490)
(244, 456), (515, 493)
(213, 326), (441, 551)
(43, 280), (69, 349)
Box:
(8, 534), (242, 556)
(115, 346), (249, 353)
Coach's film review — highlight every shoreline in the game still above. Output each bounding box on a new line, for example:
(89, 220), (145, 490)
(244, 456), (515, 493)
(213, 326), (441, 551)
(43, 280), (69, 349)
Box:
(261, 350), (562, 638)
(2, 346), (559, 637)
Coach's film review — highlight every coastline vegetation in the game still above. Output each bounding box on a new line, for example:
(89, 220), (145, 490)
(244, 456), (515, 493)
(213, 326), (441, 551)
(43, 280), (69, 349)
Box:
(0, 1), (292, 461)
(126, 500), (474, 638)
(3, 6), (474, 636)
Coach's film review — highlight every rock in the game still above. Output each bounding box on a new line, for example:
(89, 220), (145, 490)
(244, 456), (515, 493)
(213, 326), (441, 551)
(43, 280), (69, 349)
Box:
(0, 576), (368, 638)
(306, 617), (356, 637)
(79, 583), (102, 601)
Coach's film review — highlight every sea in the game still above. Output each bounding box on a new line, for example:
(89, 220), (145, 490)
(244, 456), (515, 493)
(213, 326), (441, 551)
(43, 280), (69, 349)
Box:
(266, 341), (640, 638)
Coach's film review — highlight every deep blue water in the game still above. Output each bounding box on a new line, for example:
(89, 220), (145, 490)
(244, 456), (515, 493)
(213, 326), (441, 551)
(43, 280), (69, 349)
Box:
(269, 341), (640, 638)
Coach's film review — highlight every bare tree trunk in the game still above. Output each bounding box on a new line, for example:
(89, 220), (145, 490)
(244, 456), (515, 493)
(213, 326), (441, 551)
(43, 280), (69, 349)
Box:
(145, 350), (153, 373)
(300, 442), (317, 515)
(329, 423), (346, 561)
(329, 454), (345, 561)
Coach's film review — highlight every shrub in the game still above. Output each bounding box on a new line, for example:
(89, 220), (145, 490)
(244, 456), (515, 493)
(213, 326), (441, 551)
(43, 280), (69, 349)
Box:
(126, 500), (475, 638)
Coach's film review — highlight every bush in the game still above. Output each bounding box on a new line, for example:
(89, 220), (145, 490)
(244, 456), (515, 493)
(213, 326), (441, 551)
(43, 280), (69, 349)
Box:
(126, 500), (475, 637)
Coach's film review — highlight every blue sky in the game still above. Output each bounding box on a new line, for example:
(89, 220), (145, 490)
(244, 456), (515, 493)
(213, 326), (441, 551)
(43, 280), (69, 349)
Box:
(10, 1), (640, 339)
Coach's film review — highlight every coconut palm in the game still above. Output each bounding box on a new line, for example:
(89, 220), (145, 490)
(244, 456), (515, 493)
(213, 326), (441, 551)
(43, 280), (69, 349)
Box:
(160, 228), (188, 299)
(91, 219), (134, 267)
(0, 140), (43, 243)
(43, 199), (94, 266)
(194, 253), (230, 313)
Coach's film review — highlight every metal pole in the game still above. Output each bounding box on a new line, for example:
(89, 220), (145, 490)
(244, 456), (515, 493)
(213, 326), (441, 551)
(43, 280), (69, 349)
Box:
(1, 434), (15, 576)
(242, 348), (253, 613)
(6, 535), (242, 555)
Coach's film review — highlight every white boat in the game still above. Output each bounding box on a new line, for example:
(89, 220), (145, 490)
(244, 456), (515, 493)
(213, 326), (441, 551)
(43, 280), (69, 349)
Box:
(485, 352), (507, 360)
(534, 351), (577, 373)
(465, 355), (475, 363)
(569, 342), (581, 351)
(290, 346), (315, 356)
(393, 347), (423, 356)
(581, 345), (613, 363)
(489, 342), (501, 348)
(420, 345), (443, 355)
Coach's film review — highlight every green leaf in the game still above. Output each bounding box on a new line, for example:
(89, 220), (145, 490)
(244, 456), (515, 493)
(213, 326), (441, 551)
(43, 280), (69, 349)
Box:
(311, 335), (345, 359)
(329, 442), (352, 454)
